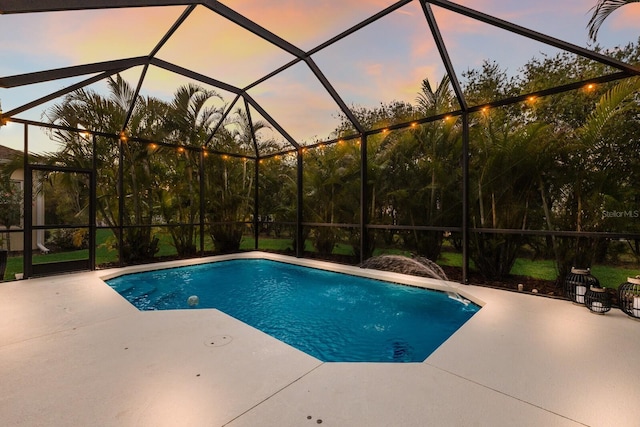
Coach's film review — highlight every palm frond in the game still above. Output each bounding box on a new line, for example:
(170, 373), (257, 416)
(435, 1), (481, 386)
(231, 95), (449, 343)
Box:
(415, 75), (452, 115)
(587, 0), (640, 41)
(579, 76), (640, 145)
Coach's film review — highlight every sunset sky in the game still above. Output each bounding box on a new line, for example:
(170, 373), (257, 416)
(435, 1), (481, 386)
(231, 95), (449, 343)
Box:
(1, 0), (639, 153)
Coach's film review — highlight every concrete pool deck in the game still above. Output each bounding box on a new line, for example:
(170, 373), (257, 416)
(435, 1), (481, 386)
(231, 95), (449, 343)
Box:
(1, 252), (639, 426)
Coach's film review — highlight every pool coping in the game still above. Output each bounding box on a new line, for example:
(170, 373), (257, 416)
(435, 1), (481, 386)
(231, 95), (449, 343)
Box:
(1, 251), (639, 426)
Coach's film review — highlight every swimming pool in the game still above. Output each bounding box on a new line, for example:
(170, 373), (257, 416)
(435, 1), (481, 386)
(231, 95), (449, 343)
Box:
(106, 258), (480, 362)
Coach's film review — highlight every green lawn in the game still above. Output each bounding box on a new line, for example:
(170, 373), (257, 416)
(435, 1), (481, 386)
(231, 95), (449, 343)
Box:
(3, 229), (119, 280)
(590, 265), (639, 290)
(437, 250), (635, 289)
(2, 233), (637, 290)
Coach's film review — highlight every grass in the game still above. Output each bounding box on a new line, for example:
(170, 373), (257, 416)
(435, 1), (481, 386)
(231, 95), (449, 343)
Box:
(247, 237), (355, 256)
(590, 265), (639, 290)
(511, 258), (557, 281)
(2, 233), (638, 290)
(246, 239), (638, 289)
(438, 250), (635, 289)
(3, 229), (119, 280)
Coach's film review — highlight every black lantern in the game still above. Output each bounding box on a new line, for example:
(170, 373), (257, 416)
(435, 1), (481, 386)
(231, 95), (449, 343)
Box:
(565, 267), (600, 304)
(618, 276), (640, 320)
(584, 286), (611, 314)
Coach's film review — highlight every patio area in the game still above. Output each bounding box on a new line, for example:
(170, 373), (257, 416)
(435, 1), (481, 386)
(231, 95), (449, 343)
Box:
(1, 252), (639, 426)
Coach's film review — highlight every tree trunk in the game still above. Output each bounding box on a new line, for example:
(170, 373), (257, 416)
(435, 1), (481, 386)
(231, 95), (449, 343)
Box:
(539, 178), (562, 276)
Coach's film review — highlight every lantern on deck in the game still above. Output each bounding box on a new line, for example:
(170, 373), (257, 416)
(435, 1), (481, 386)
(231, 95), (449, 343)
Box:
(618, 276), (640, 320)
(584, 286), (611, 314)
(564, 267), (600, 305)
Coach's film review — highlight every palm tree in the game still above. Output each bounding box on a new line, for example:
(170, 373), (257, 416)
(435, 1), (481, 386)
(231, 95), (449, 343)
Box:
(373, 76), (460, 261)
(588, 0), (639, 41)
(159, 84), (222, 256)
(553, 76), (640, 277)
(303, 140), (361, 256)
(204, 108), (272, 252)
(409, 76), (460, 260)
(46, 75), (165, 263)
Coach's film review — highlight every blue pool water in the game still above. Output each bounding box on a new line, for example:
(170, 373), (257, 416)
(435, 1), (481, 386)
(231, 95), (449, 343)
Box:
(106, 259), (479, 362)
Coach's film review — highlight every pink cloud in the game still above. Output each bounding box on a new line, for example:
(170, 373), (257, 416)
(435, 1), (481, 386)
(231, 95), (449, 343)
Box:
(247, 76), (343, 143)
(6, 0), (635, 145)
(225, 0), (414, 49)
(364, 63), (384, 77)
(608, 3), (640, 30)
(40, 7), (186, 64)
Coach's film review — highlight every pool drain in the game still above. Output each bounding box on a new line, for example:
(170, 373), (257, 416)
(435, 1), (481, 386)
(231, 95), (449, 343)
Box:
(390, 340), (413, 361)
(204, 335), (232, 347)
